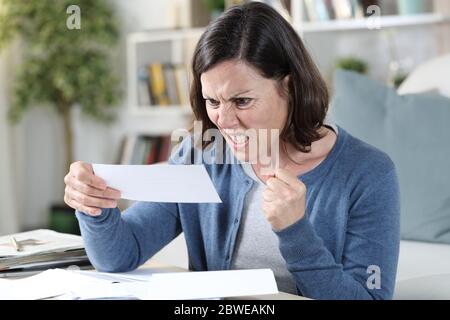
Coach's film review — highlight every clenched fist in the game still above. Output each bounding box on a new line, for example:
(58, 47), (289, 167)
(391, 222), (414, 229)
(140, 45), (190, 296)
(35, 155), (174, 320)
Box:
(64, 161), (121, 216)
(262, 168), (307, 231)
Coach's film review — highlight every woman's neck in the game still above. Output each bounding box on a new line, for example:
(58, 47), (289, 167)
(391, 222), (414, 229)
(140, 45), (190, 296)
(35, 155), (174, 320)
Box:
(252, 126), (337, 183)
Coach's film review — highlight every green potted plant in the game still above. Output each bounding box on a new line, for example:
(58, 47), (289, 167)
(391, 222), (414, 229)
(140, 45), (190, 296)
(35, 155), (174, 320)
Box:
(392, 73), (408, 89)
(0, 0), (121, 233)
(397, 0), (426, 15)
(388, 60), (410, 89)
(203, 0), (226, 20)
(335, 56), (369, 74)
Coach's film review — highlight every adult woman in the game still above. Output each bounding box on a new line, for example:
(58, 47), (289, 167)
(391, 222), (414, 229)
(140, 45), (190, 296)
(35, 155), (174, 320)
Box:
(64, 2), (400, 299)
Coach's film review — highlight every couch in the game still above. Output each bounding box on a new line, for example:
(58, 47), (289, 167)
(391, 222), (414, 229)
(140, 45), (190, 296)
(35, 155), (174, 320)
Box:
(330, 54), (450, 299)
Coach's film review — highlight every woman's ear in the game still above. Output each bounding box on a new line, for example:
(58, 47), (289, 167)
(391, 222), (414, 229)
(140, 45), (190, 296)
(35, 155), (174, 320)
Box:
(280, 74), (290, 96)
(283, 74), (290, 87)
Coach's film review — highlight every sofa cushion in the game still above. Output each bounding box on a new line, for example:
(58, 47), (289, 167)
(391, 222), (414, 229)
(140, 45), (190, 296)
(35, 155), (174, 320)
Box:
(330, 70), (450, 243)
(397, 240), (450, 281)
(394, 274), (450, 300)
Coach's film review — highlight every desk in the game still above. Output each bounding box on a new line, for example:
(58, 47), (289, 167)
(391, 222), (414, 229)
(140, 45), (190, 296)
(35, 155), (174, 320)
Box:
(7, 260), (308, 300)
(141, 260), (309, 300)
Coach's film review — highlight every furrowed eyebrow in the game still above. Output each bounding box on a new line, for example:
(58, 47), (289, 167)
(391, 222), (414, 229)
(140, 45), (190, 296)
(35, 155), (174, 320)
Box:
(202, 90), (252, 101)
(227, 90), (252, 99)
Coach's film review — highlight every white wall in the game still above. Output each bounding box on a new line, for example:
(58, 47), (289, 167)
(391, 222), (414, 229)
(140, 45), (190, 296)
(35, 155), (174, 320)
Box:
(0, 46), (19, 234)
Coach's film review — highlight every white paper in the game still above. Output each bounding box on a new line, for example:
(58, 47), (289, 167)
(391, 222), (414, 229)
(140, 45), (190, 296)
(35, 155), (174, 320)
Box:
(0, 268), (278, 300)
(76, 267), (168, 283)
(0, 271), (65, 300)
(92, 164), (221, 203)
(80, 268), (279, 300)
(0, 269), (129, 300)
(144, 269), (278, 300)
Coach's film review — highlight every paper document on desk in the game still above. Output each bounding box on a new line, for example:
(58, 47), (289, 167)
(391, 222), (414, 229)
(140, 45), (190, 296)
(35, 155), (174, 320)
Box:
(0, 269), (132, 300)
(78, 268), (278, 300)
(92, 164), (221, 203)
(142, 269), (279, 300)
(0, 268), (277, 300)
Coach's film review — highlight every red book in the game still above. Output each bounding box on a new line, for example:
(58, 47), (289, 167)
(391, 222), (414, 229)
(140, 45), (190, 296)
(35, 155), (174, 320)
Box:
(158, 136), (172, 162)
(146, 138), (157, 164)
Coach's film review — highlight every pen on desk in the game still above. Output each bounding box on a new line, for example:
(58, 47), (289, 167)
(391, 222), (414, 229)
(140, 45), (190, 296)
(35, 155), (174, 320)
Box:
(10, 237), (22, 252)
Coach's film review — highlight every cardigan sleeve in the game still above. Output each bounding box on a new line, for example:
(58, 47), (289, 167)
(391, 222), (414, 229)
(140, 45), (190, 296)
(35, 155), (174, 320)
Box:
(75, 136), (198, 272)
(275, 167), (401, 300)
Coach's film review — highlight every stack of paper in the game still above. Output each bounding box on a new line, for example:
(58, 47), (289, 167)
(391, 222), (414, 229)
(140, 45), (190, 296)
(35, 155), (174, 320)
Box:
(0, 269), (134, 300)
(0, 230), (91, 278)
(0, 268), (278, 300)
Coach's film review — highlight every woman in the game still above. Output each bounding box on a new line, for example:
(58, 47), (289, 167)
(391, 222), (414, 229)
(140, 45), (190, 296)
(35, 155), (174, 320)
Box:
(63, 2), (400, 300)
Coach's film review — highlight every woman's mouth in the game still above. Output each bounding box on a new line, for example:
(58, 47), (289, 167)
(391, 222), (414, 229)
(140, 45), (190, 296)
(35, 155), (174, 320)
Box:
(229, 135), (249, 148)
(223, 130), (250, 149)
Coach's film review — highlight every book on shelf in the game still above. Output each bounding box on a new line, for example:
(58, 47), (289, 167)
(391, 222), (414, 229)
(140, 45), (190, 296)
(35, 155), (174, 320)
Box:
(149, 63), (170, 106)
(137, 65), (152, 106)
(129, 136), (149, 165)
(325, 0), (336, 20)
(120, 135), (173, 165)
(174, 65), (190, 107)
(146, 139), (159, 165)
(120, 135), (137, 165)
(305, 0), (331, 21)
(158, 135), (172, 163)
(332, 0), (353, 20)
(137, 63), (190, 108)
(304, 0), (320, 21)
(351, 0), (364, 18)
(359, 0), (380, 17)
(303, 0), (372, 22)
(163, 64), (180, 105)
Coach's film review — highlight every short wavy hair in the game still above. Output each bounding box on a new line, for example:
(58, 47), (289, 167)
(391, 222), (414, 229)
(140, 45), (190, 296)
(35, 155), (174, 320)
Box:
(190, 2), (329, 152)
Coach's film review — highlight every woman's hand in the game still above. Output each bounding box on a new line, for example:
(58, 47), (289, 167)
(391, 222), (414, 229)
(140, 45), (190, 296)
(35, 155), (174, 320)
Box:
(64, 161), (121, 216)
(262, 168), (307, 231)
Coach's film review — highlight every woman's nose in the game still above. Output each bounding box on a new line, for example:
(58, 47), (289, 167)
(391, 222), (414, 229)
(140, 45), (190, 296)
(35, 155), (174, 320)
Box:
(216, 105), (239, 128)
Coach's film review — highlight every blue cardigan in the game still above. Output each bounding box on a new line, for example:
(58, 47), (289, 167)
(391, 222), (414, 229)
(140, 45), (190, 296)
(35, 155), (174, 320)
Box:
(76, 126), (400, 300)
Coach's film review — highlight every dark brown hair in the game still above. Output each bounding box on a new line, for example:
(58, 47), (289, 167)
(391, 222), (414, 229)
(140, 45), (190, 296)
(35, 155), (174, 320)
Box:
(190, 2), (329, 152)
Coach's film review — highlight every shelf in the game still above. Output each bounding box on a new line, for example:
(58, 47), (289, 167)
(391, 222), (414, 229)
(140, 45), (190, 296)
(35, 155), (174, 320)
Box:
(127, 28), (206, 44)
(129, 106), (193, 117)
(300, 13), (450, 33)
(126, 14), (450, 39)
(127, 29), (199, 119)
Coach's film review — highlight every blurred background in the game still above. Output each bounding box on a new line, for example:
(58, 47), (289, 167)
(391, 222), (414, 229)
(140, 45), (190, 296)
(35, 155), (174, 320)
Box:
(0, 0), (449, 263)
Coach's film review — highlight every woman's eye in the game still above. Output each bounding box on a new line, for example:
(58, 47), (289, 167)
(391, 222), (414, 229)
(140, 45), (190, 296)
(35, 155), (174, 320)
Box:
(206, 99), (220, 107)
(234, 98), (252, 108)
